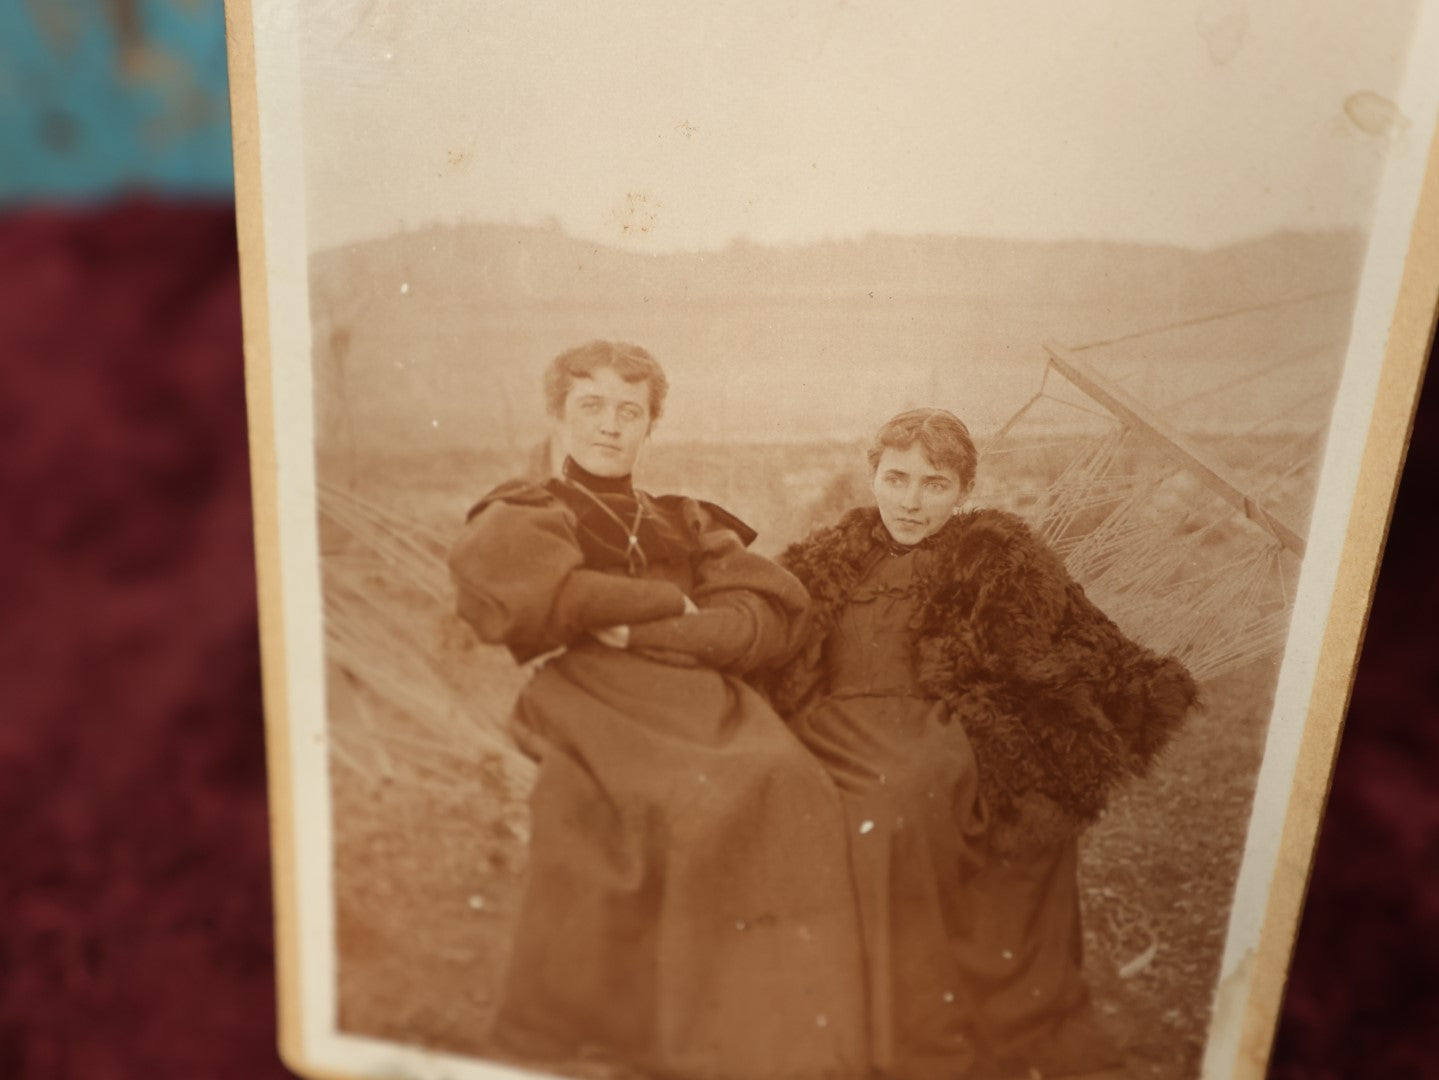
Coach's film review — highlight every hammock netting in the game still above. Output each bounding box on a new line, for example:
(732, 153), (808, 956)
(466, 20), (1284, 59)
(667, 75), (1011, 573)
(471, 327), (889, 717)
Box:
(319, 480), (537, 792)
(976, 289), (1347, 682)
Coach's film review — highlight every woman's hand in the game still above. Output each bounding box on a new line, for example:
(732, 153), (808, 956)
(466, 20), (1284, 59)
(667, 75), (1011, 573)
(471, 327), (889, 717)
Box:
(591, 624), (631, 649)
(594, 599), (691, 648)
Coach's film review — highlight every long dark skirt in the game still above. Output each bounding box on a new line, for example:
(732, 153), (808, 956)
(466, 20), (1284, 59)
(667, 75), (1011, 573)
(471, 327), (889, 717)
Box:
(488, 642), (871, 1080)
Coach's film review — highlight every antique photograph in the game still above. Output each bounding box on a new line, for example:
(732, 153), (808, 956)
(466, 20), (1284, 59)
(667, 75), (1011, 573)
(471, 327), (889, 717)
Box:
(227, 3), (1439, 1079)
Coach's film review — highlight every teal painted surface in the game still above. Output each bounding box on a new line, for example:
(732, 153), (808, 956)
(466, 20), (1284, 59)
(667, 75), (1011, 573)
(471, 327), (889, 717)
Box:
(0, 0), (233, 201)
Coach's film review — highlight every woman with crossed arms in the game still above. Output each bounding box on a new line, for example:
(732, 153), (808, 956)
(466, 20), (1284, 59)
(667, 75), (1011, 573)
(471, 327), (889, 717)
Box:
(449, 341), (869, 1080)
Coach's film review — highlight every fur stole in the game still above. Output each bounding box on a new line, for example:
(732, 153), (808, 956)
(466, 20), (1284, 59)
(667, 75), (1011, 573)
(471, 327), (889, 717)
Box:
(765, 506), (1199, 857)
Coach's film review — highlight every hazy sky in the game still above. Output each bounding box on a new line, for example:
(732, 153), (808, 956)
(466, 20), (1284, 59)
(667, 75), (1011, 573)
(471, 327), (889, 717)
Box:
(299, 1), (1420, 254)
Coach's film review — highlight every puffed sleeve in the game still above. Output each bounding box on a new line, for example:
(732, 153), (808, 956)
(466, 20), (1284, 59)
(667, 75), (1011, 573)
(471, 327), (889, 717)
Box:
(625, 504), (810, 674)
(449, 492), (689, 658)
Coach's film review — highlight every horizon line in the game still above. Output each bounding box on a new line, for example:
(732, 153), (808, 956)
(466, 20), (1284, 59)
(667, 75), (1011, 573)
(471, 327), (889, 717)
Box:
(309, 217), (1369, 263)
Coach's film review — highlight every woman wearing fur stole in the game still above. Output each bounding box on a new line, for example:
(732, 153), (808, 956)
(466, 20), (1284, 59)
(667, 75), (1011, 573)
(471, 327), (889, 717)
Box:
(766, 408), (1198, 1079)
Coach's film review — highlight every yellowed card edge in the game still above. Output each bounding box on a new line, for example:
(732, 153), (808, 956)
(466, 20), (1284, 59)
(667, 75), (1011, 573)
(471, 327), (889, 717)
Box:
(222, 0), (312, 1073)
(1231, 120), (1439, 1078)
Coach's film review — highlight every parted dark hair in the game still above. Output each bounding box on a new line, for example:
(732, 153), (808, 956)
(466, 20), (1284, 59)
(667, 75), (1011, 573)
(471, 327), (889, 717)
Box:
(542, 340), (669, 422)
(866, 407), (978, 488)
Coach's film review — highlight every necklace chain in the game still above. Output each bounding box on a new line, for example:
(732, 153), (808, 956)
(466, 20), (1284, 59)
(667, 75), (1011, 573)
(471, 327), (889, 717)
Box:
(565, 477), (649, 575)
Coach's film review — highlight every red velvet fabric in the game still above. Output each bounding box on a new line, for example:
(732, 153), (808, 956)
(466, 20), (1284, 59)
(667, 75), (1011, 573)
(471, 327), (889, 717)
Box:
(1270, 333), (1439, 1076)
(0, 201), (1433, 1078)
(0, 203), (284, 1079)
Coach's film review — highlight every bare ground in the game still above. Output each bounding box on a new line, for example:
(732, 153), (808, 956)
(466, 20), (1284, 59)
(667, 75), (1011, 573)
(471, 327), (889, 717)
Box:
(328, 637), (1271, 1080)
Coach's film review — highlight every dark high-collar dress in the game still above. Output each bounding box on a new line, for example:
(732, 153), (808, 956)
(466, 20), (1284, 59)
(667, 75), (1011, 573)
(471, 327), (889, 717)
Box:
(448, 461), (869, 1080)
(772, 507), (1197, 1079)
(786, 531), (987, 1079)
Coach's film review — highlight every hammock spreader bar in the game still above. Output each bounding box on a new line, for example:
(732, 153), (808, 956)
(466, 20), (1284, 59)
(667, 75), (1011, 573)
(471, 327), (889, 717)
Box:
(1041, 344), (1308, 558)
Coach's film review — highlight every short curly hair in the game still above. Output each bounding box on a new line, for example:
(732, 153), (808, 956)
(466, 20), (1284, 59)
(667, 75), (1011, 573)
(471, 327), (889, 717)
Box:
(542, 340), (669, 422)
(866, 408), (978, 488)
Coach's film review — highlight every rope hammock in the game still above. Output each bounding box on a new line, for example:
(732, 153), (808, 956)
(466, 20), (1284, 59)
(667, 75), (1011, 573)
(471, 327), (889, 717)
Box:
(315, 286), (1346, 786)
(978, 289), (1342, 682)
(318, 480), (538, 791)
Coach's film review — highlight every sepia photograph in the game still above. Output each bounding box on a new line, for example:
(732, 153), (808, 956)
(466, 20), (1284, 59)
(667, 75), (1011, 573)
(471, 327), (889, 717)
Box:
(226, 3), (1439, 1079)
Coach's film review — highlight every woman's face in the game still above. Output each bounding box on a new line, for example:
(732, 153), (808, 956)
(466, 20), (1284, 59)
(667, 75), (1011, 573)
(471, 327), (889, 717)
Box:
(558, 366), (652, 478)
(871, 443), (968, 545)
